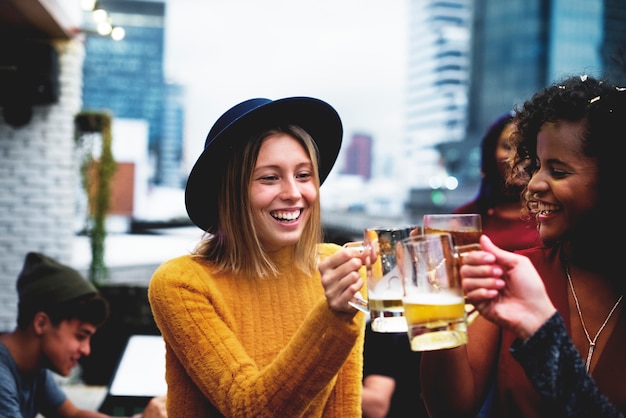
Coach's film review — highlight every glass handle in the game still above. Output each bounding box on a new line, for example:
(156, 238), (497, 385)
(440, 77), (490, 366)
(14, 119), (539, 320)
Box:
(342, 241), (369, 313)
(348, 292), (369, 313)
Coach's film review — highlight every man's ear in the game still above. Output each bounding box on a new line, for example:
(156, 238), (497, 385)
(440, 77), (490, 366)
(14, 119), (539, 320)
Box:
(32, 312), (50, 335)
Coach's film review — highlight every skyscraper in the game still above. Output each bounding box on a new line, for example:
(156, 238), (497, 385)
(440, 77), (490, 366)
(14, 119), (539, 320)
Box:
(343, 133), (372, 180)
(403, 0), (473, 190)
(82, 0), (184, 187)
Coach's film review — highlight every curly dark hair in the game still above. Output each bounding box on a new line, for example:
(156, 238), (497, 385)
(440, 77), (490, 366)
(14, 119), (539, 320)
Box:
(511, 75), (621, 181)
(509, 74), (626, 278)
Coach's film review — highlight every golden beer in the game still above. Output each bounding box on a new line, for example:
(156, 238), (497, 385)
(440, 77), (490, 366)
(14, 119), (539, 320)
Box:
(369, 298), (407, 333)
(403, 293), (467, 351)
(423, 213), (482, 246)
(364, 225), (415, 333)
(369, 298), (404, 312)
(424, 228), (481, 246)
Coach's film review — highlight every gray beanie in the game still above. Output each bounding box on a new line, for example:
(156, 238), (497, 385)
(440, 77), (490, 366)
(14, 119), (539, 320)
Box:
(17, 252), (98, 307)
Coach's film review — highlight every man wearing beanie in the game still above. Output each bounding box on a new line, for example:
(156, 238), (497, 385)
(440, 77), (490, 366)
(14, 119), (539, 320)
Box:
(0, 252), (166, 418)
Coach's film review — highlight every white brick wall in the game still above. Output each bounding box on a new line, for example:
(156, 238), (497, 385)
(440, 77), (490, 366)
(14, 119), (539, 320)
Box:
(0, 40), (85, 332)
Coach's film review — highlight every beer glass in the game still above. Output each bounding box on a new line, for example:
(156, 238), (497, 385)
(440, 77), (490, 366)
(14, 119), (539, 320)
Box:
(400, 233), (480, 351)
(345, 225), (420, 332)
(423, 213), (482, 246)
(423, 213), (482, 323)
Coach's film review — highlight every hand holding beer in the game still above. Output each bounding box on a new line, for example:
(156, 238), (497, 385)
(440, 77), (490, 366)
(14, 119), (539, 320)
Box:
(344, 225), (420, 333)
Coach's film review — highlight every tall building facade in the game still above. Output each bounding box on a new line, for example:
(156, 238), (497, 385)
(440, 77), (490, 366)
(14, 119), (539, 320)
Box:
(160, 82), (185, 187)
(403, 0), (473, 190)
(602, 0), (626, 85)
(343, 133), (372, 180)
(82, 0), (184, 187)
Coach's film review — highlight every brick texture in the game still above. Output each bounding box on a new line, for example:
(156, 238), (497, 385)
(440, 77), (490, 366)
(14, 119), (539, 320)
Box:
(0, 40), (85, 331)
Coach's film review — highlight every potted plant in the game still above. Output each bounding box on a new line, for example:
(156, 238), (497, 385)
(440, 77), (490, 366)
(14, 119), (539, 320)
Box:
(74, 111), (161, 385)
(74, 110), (116, 286)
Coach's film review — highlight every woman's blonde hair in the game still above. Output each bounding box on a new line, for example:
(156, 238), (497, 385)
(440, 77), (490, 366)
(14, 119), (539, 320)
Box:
(193, 125), (322, 277)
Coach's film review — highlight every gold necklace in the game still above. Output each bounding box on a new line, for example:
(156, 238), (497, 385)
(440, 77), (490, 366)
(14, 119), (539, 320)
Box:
(564, 258), (623, 373)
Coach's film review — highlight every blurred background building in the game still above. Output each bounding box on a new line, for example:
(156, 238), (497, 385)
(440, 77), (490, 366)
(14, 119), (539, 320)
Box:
(403, 0), (472, 190)
(82, 0), (185, 188)
(343, 133), (373, 180)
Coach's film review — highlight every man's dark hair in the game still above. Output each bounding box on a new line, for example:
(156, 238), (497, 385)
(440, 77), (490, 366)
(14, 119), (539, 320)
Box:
(17, 293), (109, 329)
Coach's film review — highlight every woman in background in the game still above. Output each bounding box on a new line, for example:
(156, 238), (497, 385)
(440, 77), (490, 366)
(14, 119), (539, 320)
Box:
(455, 112), (540, 251)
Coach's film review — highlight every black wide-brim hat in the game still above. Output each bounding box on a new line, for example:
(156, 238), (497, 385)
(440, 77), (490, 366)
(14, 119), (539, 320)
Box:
(185, 97), (343, 232)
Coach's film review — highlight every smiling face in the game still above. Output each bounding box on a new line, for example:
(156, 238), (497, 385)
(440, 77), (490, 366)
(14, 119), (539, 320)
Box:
(249, 133), (317, 252)
(39, 315), (96, 377)
(526, 120), (599, 243)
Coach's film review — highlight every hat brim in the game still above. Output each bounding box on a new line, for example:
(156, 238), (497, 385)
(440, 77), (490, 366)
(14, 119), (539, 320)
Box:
(185, 97), (343, 232)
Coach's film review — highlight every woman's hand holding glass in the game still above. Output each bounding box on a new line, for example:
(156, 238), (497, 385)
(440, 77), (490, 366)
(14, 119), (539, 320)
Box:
(318, 245), (368, 314)
(460, 235), (556, 340)
(343, 226), (421, 315)
(341, 241), (372, 312)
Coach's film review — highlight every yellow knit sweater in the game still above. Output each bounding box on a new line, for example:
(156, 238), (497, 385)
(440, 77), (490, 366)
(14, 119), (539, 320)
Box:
(148, 243), (365, 417)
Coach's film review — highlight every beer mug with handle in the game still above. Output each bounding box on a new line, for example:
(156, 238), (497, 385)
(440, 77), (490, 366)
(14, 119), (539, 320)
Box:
(345, 225), (420, 332)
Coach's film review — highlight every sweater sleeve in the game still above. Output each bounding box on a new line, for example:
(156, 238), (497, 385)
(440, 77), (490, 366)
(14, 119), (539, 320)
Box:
(148, 255), (364, 417)
(510, 312), (623, 418)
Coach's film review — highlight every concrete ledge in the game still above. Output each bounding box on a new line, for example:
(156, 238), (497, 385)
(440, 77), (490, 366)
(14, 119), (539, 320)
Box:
(71, 226), (203, 285)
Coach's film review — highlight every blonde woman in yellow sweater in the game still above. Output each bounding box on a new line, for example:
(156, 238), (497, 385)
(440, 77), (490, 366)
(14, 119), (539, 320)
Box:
(148, 97), (367, 417)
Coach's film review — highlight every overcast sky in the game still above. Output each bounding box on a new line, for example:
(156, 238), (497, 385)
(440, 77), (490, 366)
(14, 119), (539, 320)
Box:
(163, 0), (408, 175)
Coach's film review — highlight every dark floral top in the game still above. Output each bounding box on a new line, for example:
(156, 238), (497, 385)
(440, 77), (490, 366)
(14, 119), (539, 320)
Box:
(511, 313), (623, 418)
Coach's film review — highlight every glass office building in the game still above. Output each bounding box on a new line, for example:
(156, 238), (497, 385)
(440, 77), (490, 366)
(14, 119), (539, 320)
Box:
(82, 0), (184, 187)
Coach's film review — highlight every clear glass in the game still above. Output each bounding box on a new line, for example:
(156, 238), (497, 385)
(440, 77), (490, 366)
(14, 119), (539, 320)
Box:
(423, 213), (482, 246)
(344, 225), (421, 332)
(400, 233), (480, 351)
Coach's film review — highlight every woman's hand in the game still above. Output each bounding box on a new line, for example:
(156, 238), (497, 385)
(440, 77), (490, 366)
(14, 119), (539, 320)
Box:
(461, 235), (556, 340)
(319, 247), (365, 313)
